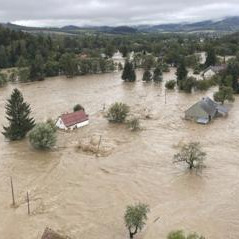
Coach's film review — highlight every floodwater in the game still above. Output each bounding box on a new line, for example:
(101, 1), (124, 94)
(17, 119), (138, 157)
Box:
(0, 69), (239, 239)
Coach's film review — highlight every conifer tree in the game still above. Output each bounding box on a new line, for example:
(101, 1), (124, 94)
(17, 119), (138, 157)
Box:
(122, 61), (136, 82)
(205, 47), (217, 68)
(2, 89), (35, 140)
(176, 59), (188, 89)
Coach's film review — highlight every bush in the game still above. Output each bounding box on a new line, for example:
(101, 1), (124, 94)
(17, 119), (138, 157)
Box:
(167, 230), (205, 239)
(165, 80), (176, 90)
(127, 117), (141, 131)
(195, 80), (211, 91)
(29, 122), (56, 149)
(107, 102), (130, 123)
(73, 104), (85, 112)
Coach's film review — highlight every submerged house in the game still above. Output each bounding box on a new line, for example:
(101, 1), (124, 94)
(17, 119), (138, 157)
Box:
(202, 65), (226, 79)
(185, 97), (228, 124)
(56, 110), (89, 130)
(41, 227), (70, 239)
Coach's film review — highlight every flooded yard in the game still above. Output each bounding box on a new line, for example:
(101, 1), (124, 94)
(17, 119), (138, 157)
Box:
(0, 69), (239, 239)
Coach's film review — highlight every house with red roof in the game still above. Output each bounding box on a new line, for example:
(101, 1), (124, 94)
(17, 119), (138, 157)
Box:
(56, 110), (89, 130)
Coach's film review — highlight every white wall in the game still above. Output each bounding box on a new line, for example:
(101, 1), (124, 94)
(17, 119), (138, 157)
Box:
(56, 118), (89, 130)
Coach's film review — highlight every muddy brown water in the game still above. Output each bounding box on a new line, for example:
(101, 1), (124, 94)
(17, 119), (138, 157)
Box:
(0, 69), (239, 239)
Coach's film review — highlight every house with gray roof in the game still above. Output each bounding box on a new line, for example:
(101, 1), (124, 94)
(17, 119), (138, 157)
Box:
(202, 65), (226, 79)
(185, 97), (228, 124)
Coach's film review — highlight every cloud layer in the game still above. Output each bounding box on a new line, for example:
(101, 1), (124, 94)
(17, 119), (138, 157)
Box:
(0, 0), (238, 26)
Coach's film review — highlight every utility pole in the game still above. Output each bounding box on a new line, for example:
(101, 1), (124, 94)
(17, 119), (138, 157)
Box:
(10, 177), (15, 206)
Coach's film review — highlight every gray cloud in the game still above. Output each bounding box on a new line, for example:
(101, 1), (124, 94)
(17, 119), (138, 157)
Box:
(0, 0), (238, 26)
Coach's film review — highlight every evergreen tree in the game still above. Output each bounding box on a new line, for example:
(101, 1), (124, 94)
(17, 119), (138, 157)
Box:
(2, 89), (35, 140)
(153, 66), (163, 82)
(176, 59), (188, 88)
(205, 47), (217, 68)
(142, 70), (152, 82)
(122, 61), (136, 82)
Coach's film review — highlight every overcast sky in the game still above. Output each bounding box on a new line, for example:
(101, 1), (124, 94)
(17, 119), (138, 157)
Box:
(0, 0), (239, 27)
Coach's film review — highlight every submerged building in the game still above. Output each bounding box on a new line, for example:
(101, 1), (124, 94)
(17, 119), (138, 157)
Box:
(185, 97), (228, 124)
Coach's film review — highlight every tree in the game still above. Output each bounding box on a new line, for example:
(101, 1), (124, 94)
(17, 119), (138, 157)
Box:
(0, 71), (7, 87)
(180, 77), (196, 93)
(167, 230), (205, 239)
(213, 86), (235, 104)
(176, 59), (188, 87)
(73, 104), (85, 112)
(60, 53), (78, 77)
(153, 66), (163, 82)
(29, 53), (45, 81)
(165, 80), (176, 90)
(29, 122), (56, 149)
(107, 102), (130, 123)
(124, 203), (150, 239)
(142, 70), (152, 82)
(205, 47), (217, 68)
(174, 142), (206, 169)
(142, 55), (155, 70)
(2, 89), (35, 140)
(122, 61), (136, 82)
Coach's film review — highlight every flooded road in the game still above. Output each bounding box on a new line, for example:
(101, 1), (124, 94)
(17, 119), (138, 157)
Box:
(0, 69), (239, 239)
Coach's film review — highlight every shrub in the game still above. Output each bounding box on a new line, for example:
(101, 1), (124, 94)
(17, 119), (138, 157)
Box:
(165, 80), (176, 90)
(29, 122), (56, 149)
(127, 117), (141, 131)
(107, 102), (130, 123)
(195, 80), (211, 91)
(167, 230), (205, 239)
(73, 104), (85, 112)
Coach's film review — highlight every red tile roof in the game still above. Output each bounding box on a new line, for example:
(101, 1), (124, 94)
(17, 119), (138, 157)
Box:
(60, 110), (88, 127)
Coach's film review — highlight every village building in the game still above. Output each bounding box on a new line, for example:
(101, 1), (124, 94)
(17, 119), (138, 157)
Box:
(202, 65), (226, 79)
(185, 97), (228, 124)
(41, 227), (70, 239)
(56, 110), (89, 130)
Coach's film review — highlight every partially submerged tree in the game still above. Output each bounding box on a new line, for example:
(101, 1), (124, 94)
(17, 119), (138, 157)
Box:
(153, 66), (163, 82)
(165, 80), (176, 90)
(2, 89), (35, 140)
(122, 61), (136, 82)
(142, 70), (152, 82)
(127, 117), (141, 131)
(174, 142), (206, 169)
(29, 122), (56, 149)
(124, 203), (150, 239)
(213, 86), (235, 104)
(176, 59), (188, 87)
(73, 104), (85, 112)
(107, 102), (130, 123)
(167, 230), (205, 239)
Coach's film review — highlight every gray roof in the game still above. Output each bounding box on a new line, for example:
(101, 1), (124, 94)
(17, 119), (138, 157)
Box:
(199, 97), (218, 117)
(185, 97), (228, 120)
(203, 65), (226, 75)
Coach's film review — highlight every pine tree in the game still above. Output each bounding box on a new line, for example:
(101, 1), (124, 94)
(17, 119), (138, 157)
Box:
(176, 59), (188, 88)
(2, 89), (35, 140)
(122, 61), (136, 82)
(205, 48), (217, 68)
